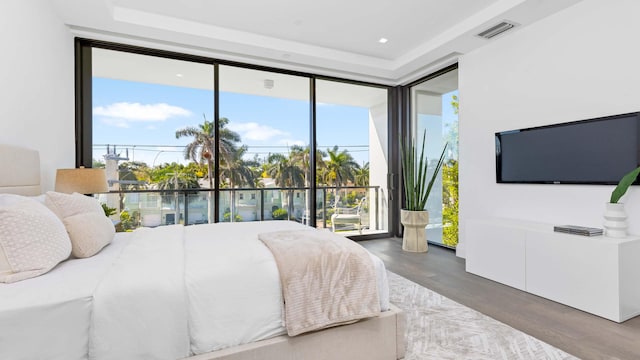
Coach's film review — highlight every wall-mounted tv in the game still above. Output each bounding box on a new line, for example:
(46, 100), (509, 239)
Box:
(495, 112), (640, 184)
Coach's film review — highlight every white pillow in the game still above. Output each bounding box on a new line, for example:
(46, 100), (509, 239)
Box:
(45, 191), (114, 258)
(0, 194), (71, 283)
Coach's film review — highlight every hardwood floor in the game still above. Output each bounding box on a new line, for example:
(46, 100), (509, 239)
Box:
(360, 237), (640, 360)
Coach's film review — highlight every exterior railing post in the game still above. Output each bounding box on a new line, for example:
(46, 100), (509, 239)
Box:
(375, 186), (379, 230)
(183, 190), (189, 225)
(322, 187), (327, 228)
(260, 189), (265, 221)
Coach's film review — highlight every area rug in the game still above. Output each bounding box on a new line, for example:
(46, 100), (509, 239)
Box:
(387, 272), (579, 360)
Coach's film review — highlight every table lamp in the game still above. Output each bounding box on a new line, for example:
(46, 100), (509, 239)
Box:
(55, 167), (108, 194)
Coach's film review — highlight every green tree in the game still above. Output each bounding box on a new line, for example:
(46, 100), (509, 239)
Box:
(93, 158), (105, 168)
(447, 94), (459, 157)
(353, 162), (370, 187)
(289, 145), (327, 186)
(118, 161), (148, 190)
(289, 145), (327, 221)
(220, 146), (258, 189)
(442, 160), (458, 247)
(176, 116), (241, 223)
(325, 145), (359, 198)
(156, 171), (199, 190)
(442, 93), (459, 247)
(148, 163), (200, 189)
(266, 153), (305, 220)
(219, 145), (258, 221)
(175, 116), (240, 190)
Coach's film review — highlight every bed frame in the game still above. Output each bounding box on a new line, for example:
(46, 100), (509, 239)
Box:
(0, 144), (41, 196)
(187, 304), (405, 360)
(0, 144), (406, 360)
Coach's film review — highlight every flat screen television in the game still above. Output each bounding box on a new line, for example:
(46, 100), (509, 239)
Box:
(495, 112), (640, 184)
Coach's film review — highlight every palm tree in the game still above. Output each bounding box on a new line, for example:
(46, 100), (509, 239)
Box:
(266, 153), (305, 220)
(175, 115), (241, 222)
(156, 170), (200, 190)
(325, 145), (359, 198)
(220, 145), (257, 188)
(219, 145), (258, 221)
(289, 145), (327, 184)
(289, 145), (327, 224)
(353, 162), (370, 187)
(175, 116), (240, 189)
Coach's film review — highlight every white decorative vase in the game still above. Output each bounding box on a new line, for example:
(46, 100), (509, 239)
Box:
(400, 209), (429, 252)
(603, 202), (628, 238)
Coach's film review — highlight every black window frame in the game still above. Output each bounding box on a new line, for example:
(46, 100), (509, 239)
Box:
(75, 38), (397, 240)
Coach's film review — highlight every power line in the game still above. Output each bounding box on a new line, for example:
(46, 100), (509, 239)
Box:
(94, 143), (370, 149)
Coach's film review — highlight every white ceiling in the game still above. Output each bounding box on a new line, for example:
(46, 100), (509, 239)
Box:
(52, 0), (582, 85)
(93, 48), (389, 107)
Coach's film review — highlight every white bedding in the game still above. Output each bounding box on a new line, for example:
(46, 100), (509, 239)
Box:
(90, 225), (189, 360)
(0, 233), (132, 360)
(0, 221), (390, 360)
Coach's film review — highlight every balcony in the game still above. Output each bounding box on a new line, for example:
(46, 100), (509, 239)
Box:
(98, 186), (384, 236)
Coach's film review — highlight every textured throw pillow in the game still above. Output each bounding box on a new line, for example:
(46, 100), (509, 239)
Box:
(0, 194), (72, 283)
(45, 191), (114, 258)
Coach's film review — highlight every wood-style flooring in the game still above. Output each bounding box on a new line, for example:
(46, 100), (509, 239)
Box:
(360, 237), (640, 360)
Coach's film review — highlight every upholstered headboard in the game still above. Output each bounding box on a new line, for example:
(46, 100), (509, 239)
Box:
(0, 144), (41, 195)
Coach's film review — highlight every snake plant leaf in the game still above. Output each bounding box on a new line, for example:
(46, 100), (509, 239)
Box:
(401, 129), (448, 211)
(610, 166), (640, 203)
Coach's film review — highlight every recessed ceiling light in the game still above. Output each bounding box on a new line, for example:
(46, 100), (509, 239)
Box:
(176, 73), (183, 78)
(379, 38), (388, 44)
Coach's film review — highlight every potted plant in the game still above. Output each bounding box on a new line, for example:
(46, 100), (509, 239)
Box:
(400, 130), (447, 252)
(604, 166), (640, 237)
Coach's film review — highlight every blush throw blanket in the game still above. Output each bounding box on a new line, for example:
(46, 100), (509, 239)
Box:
(259, 229), (381, 336)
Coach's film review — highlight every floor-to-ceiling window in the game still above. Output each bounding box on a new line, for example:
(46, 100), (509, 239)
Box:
(92, 47), (214, 228)
(409, 66), (459, 248)
(218, 65), (310, 223)
(79, 40), (392, 239)
(316, 80), (389, 235)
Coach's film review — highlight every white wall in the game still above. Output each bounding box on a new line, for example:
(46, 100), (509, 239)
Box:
(458, 0), (640, 258)
(0, 0), (74, 191)
(369, 102), (389, 232)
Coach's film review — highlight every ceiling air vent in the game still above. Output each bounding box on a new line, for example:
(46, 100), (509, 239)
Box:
(476, 21), (518, 39)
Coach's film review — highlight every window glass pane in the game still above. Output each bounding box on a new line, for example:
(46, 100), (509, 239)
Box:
(410, 68), (459, 247)
(218, 65), (310, 223)
(92, 48), (214, 228)
(316, 80), (388, 236)
(90, 47), (392, 235)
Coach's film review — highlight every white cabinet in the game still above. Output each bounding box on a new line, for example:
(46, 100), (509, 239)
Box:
(465, 220), (527, 290)
(466, 218), (640, 322)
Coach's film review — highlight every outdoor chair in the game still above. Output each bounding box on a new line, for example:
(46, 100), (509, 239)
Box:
(331, 197), (368, 234)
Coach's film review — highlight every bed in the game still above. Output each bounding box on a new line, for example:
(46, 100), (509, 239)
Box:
(0, 144), (405, 360)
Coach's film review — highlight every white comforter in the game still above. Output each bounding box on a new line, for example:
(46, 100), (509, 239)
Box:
(0, 221), (390, 360)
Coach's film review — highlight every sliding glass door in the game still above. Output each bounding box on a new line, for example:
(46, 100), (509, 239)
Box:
(316, 80), (389, 235)
(409, 67), (459, 248)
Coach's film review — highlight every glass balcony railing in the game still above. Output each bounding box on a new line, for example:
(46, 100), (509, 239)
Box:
(97, 186), (383, 235)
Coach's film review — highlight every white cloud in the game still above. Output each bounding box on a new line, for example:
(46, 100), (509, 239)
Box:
(101, 118), (130, 128)
(93, 102), (191, 126)
(227, 122), (288, 141)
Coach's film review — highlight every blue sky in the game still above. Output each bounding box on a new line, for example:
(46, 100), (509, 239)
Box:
(92, 78), (458, 167)
(93, 78), (372, 166)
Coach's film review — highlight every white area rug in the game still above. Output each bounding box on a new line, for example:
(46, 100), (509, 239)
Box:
(387, 272), (579, 360)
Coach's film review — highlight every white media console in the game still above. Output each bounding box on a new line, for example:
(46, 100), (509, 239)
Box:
(466, 218), (640, 322)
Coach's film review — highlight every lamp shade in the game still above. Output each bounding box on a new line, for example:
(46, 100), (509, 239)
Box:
(55, 168), (108, 194)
